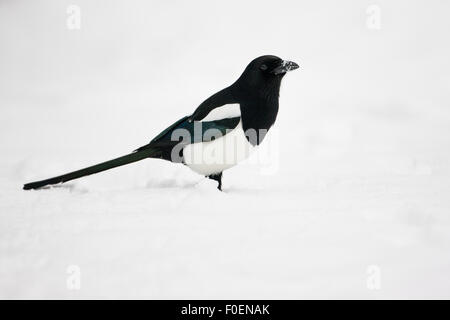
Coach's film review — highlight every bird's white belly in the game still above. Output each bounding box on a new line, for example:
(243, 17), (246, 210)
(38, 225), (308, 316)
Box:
(182, 121), (254, 176)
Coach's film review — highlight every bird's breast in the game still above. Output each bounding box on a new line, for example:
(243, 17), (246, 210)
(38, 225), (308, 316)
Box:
(240, 100), (279, 146)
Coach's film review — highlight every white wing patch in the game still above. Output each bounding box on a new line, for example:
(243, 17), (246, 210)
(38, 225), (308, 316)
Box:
(202, 103), (241, 121)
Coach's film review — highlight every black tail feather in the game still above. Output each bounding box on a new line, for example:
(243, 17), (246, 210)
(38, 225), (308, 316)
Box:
(23, 148), (158, 190)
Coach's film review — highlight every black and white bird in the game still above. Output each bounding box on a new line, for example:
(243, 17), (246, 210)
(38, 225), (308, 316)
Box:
(23, 55), (299, 191)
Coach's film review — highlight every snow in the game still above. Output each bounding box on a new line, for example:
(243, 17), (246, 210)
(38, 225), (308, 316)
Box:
(1, 0), (450, 299)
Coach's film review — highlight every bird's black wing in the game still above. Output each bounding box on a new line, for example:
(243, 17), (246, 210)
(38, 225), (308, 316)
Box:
(188, 86), (237, 121)
(135, 84), (241, 159)
(136, 85), (240, 152)
(135, 116), (241, 152)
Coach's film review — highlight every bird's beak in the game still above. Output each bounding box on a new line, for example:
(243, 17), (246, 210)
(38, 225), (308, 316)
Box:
(271, 60), (299, 75)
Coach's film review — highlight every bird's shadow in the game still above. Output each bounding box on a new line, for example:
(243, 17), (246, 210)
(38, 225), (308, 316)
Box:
(29, 183), (89, 193)
(145, 178), (203, 190)
(221, 185), (269, 195)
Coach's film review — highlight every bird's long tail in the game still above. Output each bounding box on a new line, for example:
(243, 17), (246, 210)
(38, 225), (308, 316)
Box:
(23, 148), (158, 190)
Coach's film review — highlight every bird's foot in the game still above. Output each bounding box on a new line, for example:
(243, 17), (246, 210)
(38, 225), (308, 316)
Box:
(207, 172), (223, 191)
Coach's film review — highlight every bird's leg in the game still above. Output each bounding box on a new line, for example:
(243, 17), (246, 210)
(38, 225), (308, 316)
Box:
(206, 172), (223, 191)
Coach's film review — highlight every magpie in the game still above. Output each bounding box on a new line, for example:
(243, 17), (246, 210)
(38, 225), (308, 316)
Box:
(23, 55), (299, 191)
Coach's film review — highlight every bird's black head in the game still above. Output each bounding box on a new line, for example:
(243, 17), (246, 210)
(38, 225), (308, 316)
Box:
(234, 55), (299, 98)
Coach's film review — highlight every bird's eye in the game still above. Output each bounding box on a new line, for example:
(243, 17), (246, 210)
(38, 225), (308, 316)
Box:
(260, 64), (268, 71)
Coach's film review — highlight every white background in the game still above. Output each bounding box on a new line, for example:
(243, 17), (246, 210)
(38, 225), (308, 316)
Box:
(1, 0), (450, 298)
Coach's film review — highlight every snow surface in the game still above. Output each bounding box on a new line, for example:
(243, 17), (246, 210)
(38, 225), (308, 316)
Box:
(1, 0), (450, 299)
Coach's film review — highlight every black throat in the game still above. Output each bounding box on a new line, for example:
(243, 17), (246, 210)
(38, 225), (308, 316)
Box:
(232, 74), (283, 146)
